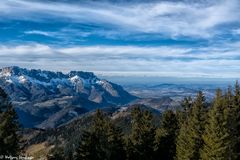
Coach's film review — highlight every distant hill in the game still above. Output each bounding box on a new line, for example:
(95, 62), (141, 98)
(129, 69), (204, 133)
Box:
(124, 83), (221, 100)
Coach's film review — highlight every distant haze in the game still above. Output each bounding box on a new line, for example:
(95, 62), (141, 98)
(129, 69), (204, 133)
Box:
(100, 76), (237, 86)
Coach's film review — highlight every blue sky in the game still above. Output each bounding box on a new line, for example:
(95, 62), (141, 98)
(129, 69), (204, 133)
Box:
(0, 0), (240, 79)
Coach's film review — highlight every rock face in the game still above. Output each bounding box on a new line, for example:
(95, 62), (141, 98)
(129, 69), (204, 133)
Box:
(0, 66), (136, 128)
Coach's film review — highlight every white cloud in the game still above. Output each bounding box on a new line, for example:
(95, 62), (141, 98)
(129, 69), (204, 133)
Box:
(0, 44), (52, 55)
(1, 0), (240, 78)
(232, 28), (240, 35)
(0, 43), (240, 78)
(1, 0), (239, 38)
(24, 30), (53, 37)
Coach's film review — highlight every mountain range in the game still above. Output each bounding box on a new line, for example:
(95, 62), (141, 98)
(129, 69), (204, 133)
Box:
(0, 66), (223, 129)
(0, 66), (136, 128)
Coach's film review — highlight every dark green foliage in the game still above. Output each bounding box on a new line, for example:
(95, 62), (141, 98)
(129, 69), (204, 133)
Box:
(201, 89), (236, 160)
(127, 107), (156, 160)
(0, 87), (21, 155)
(234, 81), (240, 106)
(76, 131), (97, 160)
(232, 81), (240, 159)
(33, 81), (240, 160)
(176, 96), (193, 128)
(76, 109), (126, 160)
(176, 91), (207, 160)
(181, 96), (193, 113)
(0, 87), (9, 112)
(154, 110), (178, 160)
(47, 147), (65, 160)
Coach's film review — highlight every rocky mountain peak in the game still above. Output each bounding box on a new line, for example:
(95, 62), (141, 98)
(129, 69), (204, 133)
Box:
(0, 66), (137, 128)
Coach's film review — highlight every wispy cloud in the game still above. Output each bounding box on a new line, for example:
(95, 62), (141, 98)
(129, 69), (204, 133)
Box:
(1, 0), (240, 79)
(24, 30), (53, 37)
(1, 0), (240, 39)
(232, 28), (240, 35)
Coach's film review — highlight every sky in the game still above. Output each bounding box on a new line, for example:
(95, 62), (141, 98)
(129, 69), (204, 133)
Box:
(0, 0), (240, 80)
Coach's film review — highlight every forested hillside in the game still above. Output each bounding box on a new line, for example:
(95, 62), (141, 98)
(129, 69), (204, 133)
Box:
(1, 81), (240, 160)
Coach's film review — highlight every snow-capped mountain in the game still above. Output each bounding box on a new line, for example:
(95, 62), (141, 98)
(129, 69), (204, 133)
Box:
(0, 66), (136, 128)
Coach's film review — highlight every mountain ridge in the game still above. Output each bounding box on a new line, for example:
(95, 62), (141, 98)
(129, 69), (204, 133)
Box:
(0, 66), (137, 128)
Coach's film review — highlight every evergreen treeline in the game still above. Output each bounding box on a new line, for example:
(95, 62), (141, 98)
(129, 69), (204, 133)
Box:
(0, 87), (21, 156)
(48, 81), (240, 160)
(1, 82), (240, 160)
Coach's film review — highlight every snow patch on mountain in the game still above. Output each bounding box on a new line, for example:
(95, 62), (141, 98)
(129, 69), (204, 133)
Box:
(0, 66), (137, 128)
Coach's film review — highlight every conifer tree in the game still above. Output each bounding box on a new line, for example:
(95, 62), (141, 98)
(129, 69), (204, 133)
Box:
(234, 81), (240, 106)
(47, 147), (65, 160)
(176, 96), (192, 127)
(223, 86), (233, 110)
(127, 107), (156, 160)
(223, 86), (236, 140)
(233, 81), (240, 158)
(182, 96), (192, 113)
(176, 91), (207, 160)
(154, 110), (178, 160)
(76, 131), (98, 160)
(76, 109), (126, 160)
(200, 89), (235, 160)
(0, 87), (21, 156)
